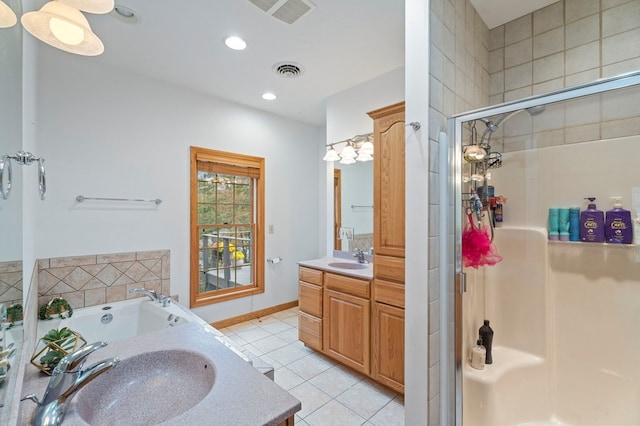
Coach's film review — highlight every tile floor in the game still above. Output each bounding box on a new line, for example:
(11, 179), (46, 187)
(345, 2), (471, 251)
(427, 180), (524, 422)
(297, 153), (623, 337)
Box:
(219, 306), (405, 426)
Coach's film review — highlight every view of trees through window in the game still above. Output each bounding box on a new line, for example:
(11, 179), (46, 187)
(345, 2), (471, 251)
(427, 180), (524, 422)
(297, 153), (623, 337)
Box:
(190, 147), (264, 307)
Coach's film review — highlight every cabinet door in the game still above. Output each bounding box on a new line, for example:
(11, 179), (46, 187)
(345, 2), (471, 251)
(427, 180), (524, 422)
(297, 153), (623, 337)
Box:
(372, 302), (405, 393)
(369, 102), (405, 258)
(299, 311), (322, 351)
(323, 289), (370, 374)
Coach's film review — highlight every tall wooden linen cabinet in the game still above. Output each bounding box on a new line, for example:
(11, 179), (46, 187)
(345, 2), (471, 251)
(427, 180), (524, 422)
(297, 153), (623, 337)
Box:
(368, 102), (405, 393)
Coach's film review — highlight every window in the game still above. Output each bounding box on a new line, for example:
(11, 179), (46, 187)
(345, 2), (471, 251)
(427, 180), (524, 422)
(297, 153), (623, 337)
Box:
(190, 147), (264, 307)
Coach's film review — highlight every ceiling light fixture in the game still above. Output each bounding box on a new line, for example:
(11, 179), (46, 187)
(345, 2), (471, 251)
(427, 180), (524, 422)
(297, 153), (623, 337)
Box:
(21, 1), (105, 56)
(0, 1), (17, 28)
(224, 35), (246, 50)
(58, 0), (114, 14)
(262, 92), (277, 101)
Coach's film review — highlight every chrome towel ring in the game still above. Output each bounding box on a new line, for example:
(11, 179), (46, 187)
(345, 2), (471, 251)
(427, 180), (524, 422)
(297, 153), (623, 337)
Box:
(0, 151), (47, 201)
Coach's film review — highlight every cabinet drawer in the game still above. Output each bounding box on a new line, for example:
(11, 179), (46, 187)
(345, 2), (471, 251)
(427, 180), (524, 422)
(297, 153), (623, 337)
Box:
(374, 255), (404, 282)
(298, 311), (322, 351)
(299, 281), (322, 317)
(374, 279), (405, 308)
(324, 272), (370, 299)
(299, 266), (323, 285)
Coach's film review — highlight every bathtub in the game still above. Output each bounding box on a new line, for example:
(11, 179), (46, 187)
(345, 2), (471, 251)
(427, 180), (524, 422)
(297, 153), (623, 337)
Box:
(36, 298), (192, 345)
(35, 297), (258, 368)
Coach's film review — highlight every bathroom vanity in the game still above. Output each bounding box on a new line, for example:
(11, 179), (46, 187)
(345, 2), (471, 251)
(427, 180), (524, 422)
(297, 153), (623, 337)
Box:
(297, 257), (405, 394)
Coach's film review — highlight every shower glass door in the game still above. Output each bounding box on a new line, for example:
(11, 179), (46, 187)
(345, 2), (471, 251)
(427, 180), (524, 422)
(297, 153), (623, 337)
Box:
(446, 71), (640, 426)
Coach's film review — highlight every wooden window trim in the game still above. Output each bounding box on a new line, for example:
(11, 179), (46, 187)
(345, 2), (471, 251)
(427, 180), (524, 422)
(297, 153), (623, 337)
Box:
(190, 147), (265, 307)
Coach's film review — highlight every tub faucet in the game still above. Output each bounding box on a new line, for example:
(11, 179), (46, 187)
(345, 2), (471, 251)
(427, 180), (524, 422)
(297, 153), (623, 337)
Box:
(129, 287), (158, 301)
(353, 248), (368, 264)
(129, 288), (171, 306)
(22, 341), (120, 426)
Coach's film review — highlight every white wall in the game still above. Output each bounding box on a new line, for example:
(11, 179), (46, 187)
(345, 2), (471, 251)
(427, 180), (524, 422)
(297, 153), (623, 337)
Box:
(326, 67), (405, 142)
(34, 48), (323, 322)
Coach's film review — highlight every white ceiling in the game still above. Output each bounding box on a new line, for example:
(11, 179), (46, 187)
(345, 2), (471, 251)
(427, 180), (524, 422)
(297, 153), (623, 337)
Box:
(71, 0), (555, 126)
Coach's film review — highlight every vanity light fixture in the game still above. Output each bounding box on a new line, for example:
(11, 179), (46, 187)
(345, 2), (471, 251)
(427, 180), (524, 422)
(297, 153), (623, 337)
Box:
(322, 146), (340, 162)
(224, 35), (247, 50)
(0, 1), (17, 28)
(262, 92), (277, 101)
(323, 133), (374, 164)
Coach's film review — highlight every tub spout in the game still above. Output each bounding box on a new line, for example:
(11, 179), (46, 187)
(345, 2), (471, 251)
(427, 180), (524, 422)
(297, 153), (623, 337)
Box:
(22, 341), (120, 426)
(129, 287), (158, 301)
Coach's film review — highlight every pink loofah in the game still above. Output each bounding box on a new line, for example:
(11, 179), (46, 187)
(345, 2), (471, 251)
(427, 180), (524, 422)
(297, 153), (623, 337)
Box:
(462, 214), (503, 269)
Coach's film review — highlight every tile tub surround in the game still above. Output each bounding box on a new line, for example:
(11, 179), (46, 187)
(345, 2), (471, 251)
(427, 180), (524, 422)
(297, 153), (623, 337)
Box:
(37, 250), (170, 309)
(0, 260), (23, 305)
(20, 322), (301, 425)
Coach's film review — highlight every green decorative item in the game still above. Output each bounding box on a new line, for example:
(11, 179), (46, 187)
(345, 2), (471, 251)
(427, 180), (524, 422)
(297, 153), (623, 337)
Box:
(30, 327), (86, 375)
(5, 303), (23, 327)
(39, 297), (73, 320)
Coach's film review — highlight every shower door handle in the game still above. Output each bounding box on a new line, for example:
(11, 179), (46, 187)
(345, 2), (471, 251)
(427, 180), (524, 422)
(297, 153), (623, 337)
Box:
(458, 272), (466, 294)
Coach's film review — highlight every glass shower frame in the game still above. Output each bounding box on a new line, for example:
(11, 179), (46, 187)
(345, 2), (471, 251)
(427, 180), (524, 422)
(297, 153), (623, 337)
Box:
(444, 70), (640, 426)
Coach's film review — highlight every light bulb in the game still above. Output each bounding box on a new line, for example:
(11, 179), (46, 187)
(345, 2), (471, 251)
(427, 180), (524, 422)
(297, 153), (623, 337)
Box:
(359, 141), (374, 155)
(323, 147), (340, 162)
(50, 17), (84, 45)
(340, 144), (356, 159)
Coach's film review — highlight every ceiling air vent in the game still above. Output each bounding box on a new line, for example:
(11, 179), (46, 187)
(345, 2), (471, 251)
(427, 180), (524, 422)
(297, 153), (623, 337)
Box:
(273, 62), (304, 78)
(248, 0), (316, 24)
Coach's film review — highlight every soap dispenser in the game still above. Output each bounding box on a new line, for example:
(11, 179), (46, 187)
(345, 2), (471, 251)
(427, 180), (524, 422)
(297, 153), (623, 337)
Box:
(580, 197), (605, 243)
(470, 338), (486, 370)
(479, 320), (494, 364)
(605, 197), (632, 244)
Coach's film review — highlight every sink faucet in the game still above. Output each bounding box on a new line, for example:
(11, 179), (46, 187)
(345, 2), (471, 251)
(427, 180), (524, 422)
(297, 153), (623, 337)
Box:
(129, 288), (171, 306)
(353, 248), (367, 264)
(22, 341), (120, 426)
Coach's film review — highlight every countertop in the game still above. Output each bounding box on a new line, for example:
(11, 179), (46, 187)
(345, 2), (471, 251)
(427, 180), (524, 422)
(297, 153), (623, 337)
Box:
(19, 322), (300, 425)
(297, 255), (373, 280)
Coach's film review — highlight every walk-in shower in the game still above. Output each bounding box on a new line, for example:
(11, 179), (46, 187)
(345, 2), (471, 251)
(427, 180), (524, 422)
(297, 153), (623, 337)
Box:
(444, 71), (640, 426)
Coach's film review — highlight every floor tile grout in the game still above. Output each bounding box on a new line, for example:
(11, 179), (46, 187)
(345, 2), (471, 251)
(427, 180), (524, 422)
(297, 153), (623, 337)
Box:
(227, 307), (405, 425)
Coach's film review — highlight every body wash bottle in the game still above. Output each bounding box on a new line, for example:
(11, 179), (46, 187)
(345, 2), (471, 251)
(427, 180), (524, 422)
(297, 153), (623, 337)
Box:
(580, 197), (605, 243)
(605, 197), (633, 244)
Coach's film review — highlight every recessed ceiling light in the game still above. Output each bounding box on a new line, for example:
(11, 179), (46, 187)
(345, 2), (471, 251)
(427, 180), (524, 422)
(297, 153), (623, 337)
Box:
(110, 4), (139, 23)
(262, 92), (277, 101)
(224, 36), (247, 51)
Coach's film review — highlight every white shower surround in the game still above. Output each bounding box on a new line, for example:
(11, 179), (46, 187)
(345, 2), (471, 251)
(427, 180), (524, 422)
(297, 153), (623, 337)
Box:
(462, 135), (640, 425)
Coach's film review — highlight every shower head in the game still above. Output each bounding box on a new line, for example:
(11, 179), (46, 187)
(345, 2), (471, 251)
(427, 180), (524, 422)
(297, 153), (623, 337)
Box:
(480, 104), (546, 144)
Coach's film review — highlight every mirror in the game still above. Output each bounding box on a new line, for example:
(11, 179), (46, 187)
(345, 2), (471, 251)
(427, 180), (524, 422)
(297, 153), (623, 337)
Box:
(334, 161), (373, 253)
(0, 0), (24, 421)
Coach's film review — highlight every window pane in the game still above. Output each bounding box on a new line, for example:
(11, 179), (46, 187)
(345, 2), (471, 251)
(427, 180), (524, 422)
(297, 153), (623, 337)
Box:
(191, 147), (264, 307)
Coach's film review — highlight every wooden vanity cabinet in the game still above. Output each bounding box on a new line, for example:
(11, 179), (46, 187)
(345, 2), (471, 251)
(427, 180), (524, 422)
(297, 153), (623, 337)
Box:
(298, 266), (323, 351)
(368, 102), (406, 394)
(323, 272), (371, 374)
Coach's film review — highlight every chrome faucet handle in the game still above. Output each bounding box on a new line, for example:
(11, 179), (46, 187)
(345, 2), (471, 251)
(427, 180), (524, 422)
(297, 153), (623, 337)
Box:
(55, 341), (108, 373)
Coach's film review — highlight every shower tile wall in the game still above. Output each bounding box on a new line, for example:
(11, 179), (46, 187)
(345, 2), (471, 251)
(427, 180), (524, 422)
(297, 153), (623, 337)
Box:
(488, 0), (640, 151)
(36, 250), (170, 310)
(0, 260), (22, 305)
(429, 0), (490, 423)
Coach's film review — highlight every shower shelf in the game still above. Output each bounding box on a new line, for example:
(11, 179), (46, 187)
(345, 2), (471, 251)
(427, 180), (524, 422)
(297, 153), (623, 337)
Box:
(548, 241), (637, 248)
(464, 346), (544, 384)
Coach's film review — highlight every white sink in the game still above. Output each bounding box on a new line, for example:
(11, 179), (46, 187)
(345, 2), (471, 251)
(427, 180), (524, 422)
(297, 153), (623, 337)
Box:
(328, 262), (369, 270)
(76, 349), (215, 425)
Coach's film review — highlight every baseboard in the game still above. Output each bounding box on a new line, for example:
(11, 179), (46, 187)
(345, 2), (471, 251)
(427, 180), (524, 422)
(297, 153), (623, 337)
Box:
(210, 300), (298, 329)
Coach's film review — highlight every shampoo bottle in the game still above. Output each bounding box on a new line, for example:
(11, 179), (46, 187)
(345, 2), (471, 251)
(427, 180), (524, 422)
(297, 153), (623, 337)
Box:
(479, 320), (494, 364)
(605, 197), (633, 244)
(580, 197), (605, 243)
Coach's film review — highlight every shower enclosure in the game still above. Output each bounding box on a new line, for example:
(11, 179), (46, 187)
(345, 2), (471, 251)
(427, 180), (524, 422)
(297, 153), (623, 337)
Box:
(444, 71), (640, 426)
